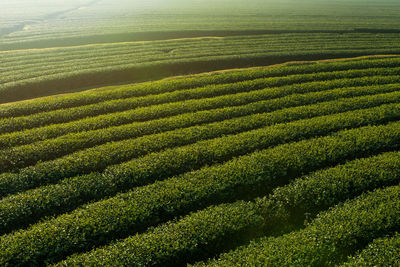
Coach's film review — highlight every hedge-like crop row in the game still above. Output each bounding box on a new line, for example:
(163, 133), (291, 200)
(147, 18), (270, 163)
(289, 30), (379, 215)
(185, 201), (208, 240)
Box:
(4, 34), (391, 64)
(10, 40), (387, 72)
(2, 56), (400, 118)
(3, 88), (400, 171)
(2, 80), (400, 150)
(3, 47), (398, 84)
(2, 101), (400, 198)
(2, 67), (400, 134)
(341, 234), (400, 266)
(3, 47), (400, 103)
(5, 36), (396, 70)
(3, 32), (399, 58)
(2, 40), (397, 82)
(2, 100), (400, 232)
(4, 34), (371, 62)
(1, 34), (400, 97)
(4, 41), (397, 74)
(54, 150), (400, 266)
(2, 118), (400, 265)
(199, 185), (400, 266)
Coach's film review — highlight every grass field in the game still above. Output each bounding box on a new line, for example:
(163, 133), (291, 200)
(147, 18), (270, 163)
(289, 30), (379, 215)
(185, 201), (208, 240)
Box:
(1, 56), (400, 265)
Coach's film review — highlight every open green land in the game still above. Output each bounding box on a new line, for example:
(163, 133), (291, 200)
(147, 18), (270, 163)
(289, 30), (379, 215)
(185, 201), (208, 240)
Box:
(1, 56), (400, 265)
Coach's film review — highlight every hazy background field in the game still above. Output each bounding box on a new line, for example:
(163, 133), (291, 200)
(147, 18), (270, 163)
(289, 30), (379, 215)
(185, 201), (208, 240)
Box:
(2, 0), (400, 50)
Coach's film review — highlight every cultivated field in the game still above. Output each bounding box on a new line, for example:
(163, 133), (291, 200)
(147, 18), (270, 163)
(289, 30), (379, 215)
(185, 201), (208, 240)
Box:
(1, 0), (400, 266)
(2, 33), (400, 103)
(2, 0), (400, 103)
(1, 56), (400, 265)
(3, 0), (400, 49)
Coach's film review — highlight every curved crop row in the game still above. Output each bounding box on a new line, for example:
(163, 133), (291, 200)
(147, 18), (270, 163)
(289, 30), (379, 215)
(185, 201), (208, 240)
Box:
(1, 101), (400, 198)
(4, 33), (395, 62)
(3, 46), (398, 82)
(2, 100), (400, 232)
(5, 47), (396, 82)
(1, 33), (400, 103)
(3, 34), (385, 62)
(2, 40), (399, 81)
(2, 66), (400, 131)
(2, 116), (400, 265)
(4, 36), (398, 70)
(2, 56), (400, 118)
(198, 185), (400, 267)
(2, 71), (400, 135)
(3, 46), (398, 84)
(2, 80), (400, 150)
(3, 47), (400, 103)
(3, 43), (400, 85)
(3, 33), (398, 61)
(3, 44), (366, 79)
(341, 234), (400, 266)
(3, 88), (400, 171)
(55, 150), (400, 266)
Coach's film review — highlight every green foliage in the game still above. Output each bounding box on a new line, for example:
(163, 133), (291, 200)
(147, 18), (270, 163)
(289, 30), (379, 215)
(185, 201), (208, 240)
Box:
(2, 96), (400, 233)
(2, 0), (400, 52)
(342, 234), (400, 266)
(198, 185), (400, 266)
(56, 151), (400, 266)
(2, 66), (400, 134)
(1, 33), (400, 102)
(1, 56), (400, 117)
(2, 118), (400, 265)
(2, 99), (400, 198)
(2, 77), (400, 150)
(2, 58), (400, 266)
(3, 83), (400, 170)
